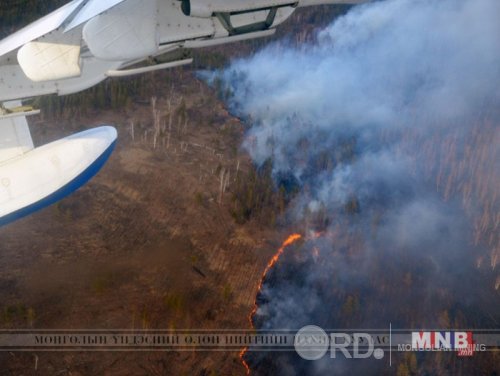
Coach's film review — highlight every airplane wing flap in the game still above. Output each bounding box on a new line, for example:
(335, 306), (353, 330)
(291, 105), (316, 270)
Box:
(0, 102), (34, 164)
(0, 0), (86, 57)
(64, 0), (129, 31)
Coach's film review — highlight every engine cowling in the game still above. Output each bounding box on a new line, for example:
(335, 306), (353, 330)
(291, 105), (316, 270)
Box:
(83, 0), (159, 61)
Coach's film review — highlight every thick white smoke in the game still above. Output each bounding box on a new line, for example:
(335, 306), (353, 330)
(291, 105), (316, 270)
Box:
(222, 0), (498, 172)
(207, 0), (499, 374)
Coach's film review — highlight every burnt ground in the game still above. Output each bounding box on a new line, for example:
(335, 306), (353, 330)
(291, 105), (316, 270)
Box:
(0, 70), (287, 375)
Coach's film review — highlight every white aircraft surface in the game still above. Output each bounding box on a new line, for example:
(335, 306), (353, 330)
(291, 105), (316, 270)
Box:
(0, 0), (364, 226)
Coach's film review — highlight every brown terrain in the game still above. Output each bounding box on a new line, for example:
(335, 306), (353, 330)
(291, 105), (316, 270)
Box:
(0, 69), (289, 375)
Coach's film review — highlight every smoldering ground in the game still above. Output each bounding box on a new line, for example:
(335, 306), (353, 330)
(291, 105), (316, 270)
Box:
(205, 0), (499, 374)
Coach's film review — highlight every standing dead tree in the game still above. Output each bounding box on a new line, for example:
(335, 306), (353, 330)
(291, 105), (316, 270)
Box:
(151, 96), (162, 149)
(218, 167), (231, 204)
(130, 119), (135, 142)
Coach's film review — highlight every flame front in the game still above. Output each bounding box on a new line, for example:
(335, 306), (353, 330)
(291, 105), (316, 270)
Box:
(239, 347), (251, 375)
(240, 233), (302, 375)
(249, 233), (302, 321)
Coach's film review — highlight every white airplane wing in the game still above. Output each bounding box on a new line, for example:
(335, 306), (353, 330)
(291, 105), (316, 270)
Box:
(0, 0), (367, 102)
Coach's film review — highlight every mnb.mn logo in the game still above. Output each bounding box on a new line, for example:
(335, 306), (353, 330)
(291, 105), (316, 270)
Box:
(411, 331), (476, 356)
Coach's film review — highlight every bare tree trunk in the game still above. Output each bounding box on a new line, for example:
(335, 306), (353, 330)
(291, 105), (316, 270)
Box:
(151, 96), (161, 149)
(130, 120), (135, 142)
(223, 170), (230, 193)
(219, 168), (226, 204)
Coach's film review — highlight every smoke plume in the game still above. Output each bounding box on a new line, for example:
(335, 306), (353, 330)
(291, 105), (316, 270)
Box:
(208, 0), (499, 374)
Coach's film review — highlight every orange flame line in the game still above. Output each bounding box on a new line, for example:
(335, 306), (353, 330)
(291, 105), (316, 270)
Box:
(240, 233), (302, 375)
(239, 347), (251, 375)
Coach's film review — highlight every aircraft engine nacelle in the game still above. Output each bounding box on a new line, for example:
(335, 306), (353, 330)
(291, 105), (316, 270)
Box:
(180, 0), (296, 18)
(83, 0), (159, 61)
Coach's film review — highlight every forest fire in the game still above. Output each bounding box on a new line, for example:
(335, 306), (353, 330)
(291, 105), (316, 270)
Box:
(225, 0), (499, 373)
(249, 233), (302, 322)
(240, 233), (303, 374)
